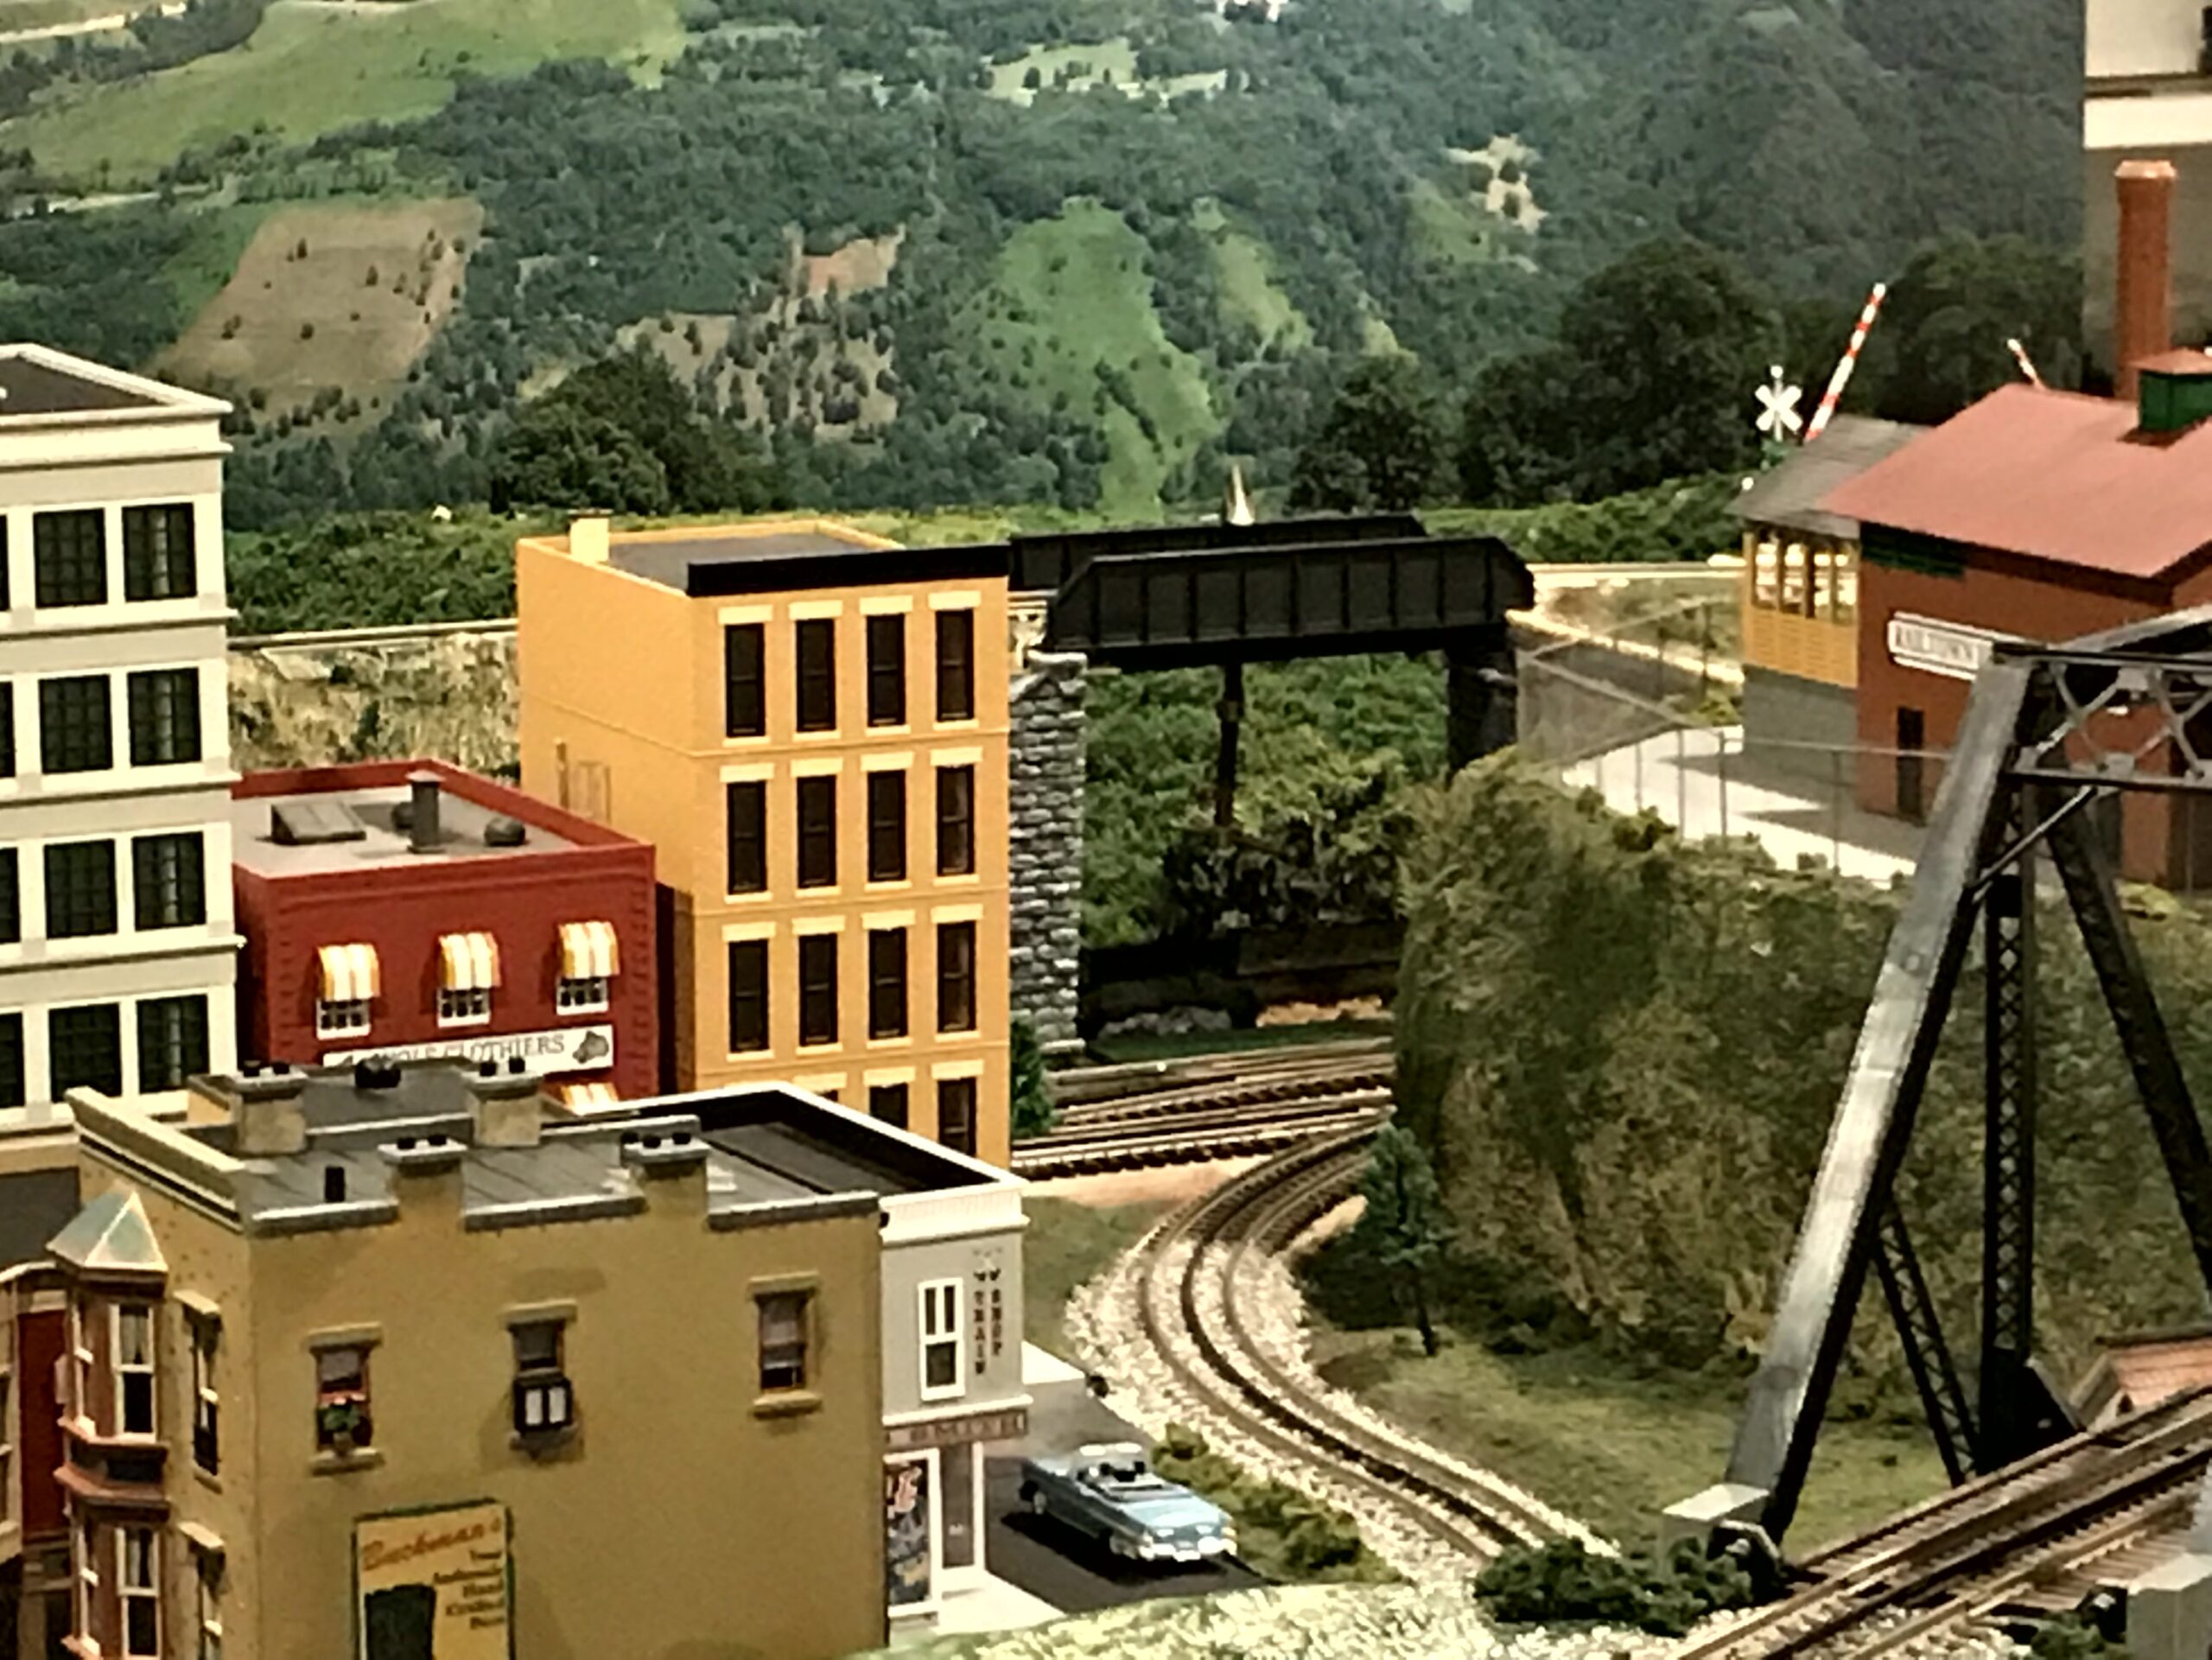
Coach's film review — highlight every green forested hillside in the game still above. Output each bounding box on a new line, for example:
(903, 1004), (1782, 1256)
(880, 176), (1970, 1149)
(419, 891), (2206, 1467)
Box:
(0, 0), (2078, 526)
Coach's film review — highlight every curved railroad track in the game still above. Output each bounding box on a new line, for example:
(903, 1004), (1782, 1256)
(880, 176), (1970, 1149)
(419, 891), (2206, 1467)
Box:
(1014, 1042), (1395, 1178)
(1681, 1389), (2212, 1658)
(1083, 1129), (1600, 1583)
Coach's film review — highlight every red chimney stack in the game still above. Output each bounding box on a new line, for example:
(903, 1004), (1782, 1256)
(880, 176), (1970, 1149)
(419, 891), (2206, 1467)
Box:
(2116, 159), (2177, 404)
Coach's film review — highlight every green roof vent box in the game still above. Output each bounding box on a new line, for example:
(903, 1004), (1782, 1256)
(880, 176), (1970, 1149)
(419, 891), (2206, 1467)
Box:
(2135, 350), (2212, 434)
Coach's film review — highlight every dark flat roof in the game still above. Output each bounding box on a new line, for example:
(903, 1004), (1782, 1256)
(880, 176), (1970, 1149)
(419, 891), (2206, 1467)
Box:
(0, 355), (155, 415)
(682, 1087), (1000, 1196)
(0, 1168), (79, 1269)
(606, 531), (1010, 598)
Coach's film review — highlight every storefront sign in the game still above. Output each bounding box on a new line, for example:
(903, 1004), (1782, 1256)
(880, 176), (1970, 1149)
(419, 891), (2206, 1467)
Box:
(1885, 613), (2019, 683)
(885, 1456), (934, 1611)
(885, 1407), (1028, 1453)
(324, 1025), (613, 1077)
(355, 1500), (512, 1659)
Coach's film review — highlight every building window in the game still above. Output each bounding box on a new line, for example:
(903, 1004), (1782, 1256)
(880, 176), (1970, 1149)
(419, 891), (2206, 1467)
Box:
(920, 1279), (963, 1400)
(728, 939), (769, 1053)
(512, 1319), (574, 1437)
(317, 999), (370, 1040)
(128, 669), (201, 766)
(138, 995), (211, 1093)
(123, 505), (195, 601)
(726, 779), (766, 895)
(757, 1291), (810, 1393)
(938, 920), (977, 1034)
(436, 932), (499, 1028)
(937, 765), (976, 876)
(33, 510), (105, 607)
(70, 1297), (91, 1428)
(75, 1519), (99, 1656)
(1752, 537), (1779, 608)
(195, 1553), (221, 1660)
(868, 1083), (909, 1129)
(798, 933), (838, 1047)
(121, 1527), (159, 1657)
(0, 1013), (22, 1110)
(46, 839), (117, 938)
(315, 1345), (372, 1453)
(868, 771), (906, 883)
(191, 1317), (219, 1476)
(938, 1078), (978, 1157)
(866, 613), (906, 727)
(49, 1003), (121, 1099)
(133, 832), (207, 930)
(40, 675), (112, 774)
(868, 927), (907, 1040)
(724, 623), (766, 738)
(936, 608), (976, 722)
(557, 976), (608, 1014)
(439, 987), (492, 1027)
(797, 775), (836, 888)
(115, 1305), (156, 1435)
(796, 618), (836, 733)
(0, 683), (13, 779)
(316, 944), (377, 1040)
(0, 849), (17, 945)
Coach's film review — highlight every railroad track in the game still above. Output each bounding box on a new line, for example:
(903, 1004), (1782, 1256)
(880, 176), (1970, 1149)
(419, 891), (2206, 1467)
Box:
(1115, 1131), (1598, 1581)
(1014, 1041), (1395, 1178)
(1681, 1389), (2212, 1658)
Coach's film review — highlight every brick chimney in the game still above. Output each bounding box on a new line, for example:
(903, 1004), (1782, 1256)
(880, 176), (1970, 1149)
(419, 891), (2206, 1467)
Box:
(2117, 159), (2178, 404)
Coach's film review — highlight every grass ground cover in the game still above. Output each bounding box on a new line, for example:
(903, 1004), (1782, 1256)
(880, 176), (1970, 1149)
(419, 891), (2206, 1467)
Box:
(1020, 1197), (1170, 1361)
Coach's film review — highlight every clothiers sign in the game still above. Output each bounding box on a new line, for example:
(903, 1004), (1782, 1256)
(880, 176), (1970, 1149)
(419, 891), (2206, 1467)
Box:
(322, 1024), (614, 1076)
(355, 1500), (512, 1659)
(1885, 613), (2021, 683)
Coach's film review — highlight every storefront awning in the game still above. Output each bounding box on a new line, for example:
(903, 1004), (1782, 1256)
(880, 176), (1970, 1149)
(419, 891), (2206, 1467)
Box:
(558, 1080), (621, 1110)
(558, 920), (620, 981)
(316, 944), (380, 1003)
(438, 932), (501, 992)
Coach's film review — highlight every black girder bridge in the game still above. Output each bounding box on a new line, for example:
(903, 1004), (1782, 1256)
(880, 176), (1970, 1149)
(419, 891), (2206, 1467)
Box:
(1688, 607), (2212, 1550)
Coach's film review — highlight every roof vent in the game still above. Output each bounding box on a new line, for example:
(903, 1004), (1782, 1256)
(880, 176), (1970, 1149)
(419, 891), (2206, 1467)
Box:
(405, 772), (443, 854)
(479, 1060), (499, 1078)
(270, 800), (367, 847)
(323, 1166), (347, 1204)
(353, 1059), (402, 1091)
(485, 816), (526, 848)
(508, 1056), (526, 1075)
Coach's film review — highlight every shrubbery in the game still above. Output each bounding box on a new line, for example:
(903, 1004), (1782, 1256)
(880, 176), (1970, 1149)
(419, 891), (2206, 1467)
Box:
(1475, 1539), (1758, 1637)
(1154, 1424), (1378, 1581)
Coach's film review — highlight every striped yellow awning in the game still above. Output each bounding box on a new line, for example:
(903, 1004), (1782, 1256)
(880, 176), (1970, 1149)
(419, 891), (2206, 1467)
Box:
(437, 932), (501, 992)
(559, 1081), (621, 1110)
(316, 944), (380, 1003)
(558, 920), (620, 981)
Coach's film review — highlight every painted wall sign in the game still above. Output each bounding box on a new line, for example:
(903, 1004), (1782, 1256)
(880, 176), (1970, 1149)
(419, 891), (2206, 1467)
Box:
(324, 1025), (613, 1076)
(884, 1456), (934, 1611)
(355, 1500), (512, 1660)
(1885, 612), (2022, 682)
(884, 1407), (1027, 1453)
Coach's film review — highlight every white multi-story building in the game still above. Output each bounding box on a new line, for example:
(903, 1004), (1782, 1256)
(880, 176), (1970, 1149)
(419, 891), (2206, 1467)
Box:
(0, 345), (238, 1114)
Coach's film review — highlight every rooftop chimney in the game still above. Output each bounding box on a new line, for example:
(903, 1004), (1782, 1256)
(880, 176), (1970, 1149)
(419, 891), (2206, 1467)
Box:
(2117, 159), (2178, 405)
(569, 516), (611, 566)
(405, 771), (442, 855)
(235, 1088), (307, 1157)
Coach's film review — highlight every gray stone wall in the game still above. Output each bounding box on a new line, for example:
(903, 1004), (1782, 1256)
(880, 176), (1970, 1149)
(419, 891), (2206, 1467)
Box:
(1008, 651), (1086, 1057)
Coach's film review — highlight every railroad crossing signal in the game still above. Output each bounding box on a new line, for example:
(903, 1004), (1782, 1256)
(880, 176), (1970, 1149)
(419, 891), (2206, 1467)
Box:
(1754, 366), (1803, 443)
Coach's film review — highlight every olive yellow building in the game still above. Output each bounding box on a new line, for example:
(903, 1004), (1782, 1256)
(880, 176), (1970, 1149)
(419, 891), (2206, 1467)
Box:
(516, 518), (1014, 1167)
(47, 1060), (888, 1660)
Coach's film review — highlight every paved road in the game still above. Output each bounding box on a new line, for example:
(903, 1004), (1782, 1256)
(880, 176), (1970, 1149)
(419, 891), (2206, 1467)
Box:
(982, 1372), (1266, 1614)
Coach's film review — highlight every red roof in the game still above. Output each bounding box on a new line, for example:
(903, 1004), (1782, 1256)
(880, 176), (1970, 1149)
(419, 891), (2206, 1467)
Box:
(1820, 383), (2212, 582)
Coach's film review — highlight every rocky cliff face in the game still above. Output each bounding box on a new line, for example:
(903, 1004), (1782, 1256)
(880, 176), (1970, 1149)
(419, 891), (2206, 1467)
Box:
(228, 631), (519, 774)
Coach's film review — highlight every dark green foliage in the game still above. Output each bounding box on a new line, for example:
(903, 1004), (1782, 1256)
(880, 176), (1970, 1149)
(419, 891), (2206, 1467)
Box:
(1861, 236), (2085, 424)
(1343, 1124), (1453, 1354)
(1459, 239), (1783, 506)
(1289, 355), (1444, 513)
(488, 402), (672, 515)
(1474, 1539), (1758, 1638)
(226, 510), (534, 634)
(2028, 1614), (2130, 1660)
(1010, 1017), (1054, 1137)
(1390, 757), (2212, 1391)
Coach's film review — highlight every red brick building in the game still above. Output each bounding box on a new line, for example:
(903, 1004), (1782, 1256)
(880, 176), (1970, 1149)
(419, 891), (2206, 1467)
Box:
(229, 761), (657, 1101)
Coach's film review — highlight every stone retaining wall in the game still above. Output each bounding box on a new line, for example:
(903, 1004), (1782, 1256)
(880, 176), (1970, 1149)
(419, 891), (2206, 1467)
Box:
(1008, 652), (1086, 1057)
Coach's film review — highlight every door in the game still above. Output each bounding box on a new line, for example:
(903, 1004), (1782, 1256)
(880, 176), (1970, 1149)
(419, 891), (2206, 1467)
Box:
(364, 1585), (437, 1660)
(1896, 707), (1926, 823)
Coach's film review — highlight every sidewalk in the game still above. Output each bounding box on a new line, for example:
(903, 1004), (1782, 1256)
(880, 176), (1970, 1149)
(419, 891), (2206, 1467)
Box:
(1562, 725), (1920, 886)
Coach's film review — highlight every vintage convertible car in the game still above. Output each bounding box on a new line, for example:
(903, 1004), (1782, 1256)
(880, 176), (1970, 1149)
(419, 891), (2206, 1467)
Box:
(1017, 1441), (1236, 1565)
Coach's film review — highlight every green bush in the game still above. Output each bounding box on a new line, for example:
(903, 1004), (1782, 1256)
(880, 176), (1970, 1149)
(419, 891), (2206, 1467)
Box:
(1473, 1539), (1757, 1638)
(1010, 1018), (1054, 1137)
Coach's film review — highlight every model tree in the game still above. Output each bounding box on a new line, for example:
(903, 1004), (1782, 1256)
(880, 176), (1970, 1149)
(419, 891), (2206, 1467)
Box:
(1865, 235), (2082, 424)
(1349, 1123), (1454, 1356)
(1288, 354), (1443, 513)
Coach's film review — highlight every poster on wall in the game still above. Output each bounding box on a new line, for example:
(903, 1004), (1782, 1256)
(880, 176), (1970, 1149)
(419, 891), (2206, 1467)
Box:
(884, 1457), (933, 1610)
(355, 1501), (512, 1660)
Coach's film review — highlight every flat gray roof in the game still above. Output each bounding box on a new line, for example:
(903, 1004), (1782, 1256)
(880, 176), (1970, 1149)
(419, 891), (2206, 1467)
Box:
(609, 531), (869, 593)
(232, 783), (577, 877)
(1731, 415), (1925, 541)
(0, 356), (156, 415)
(0, 1167), (79, 1268)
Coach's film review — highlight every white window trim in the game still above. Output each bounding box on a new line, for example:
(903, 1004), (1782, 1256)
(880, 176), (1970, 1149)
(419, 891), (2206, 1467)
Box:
(119, 1524), (159, 1659)
(70, 1296), (92, 1432)
(113, 1303), (156, 1440)
(556, 976), (611, 1015)
(435, 987), (493, 1029)
(196, 1555), (221, 1660)
(315, 1000), (371, 1040)
(918, 1278), (964, 1403)
(191, 1318), (218, 1474)
(76, 1517), (98, 1656)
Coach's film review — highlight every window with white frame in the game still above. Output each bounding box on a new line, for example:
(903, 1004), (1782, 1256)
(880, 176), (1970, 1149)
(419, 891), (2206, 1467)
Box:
(195, 1550), (221, 1660)
(512, 1319), (574, 1436)
(121, 1525), (159, 1657)
(316, 999), (370, 1039)
(919, 1279), (963, 1400)
(70, 1295), (92, 1428)
(75, 1517), (98, 1651)
(556, 976), (607, 1014)
(115, 1304), (156, 1436)
(191, 1316), (219, 1476)
(437, 986), (492, 1026)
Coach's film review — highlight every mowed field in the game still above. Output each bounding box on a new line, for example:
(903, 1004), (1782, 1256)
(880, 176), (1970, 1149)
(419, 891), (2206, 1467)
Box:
(5, 0), (691, 184)
(969, 198), (1219, 515)
(161, 197), (483, 413)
